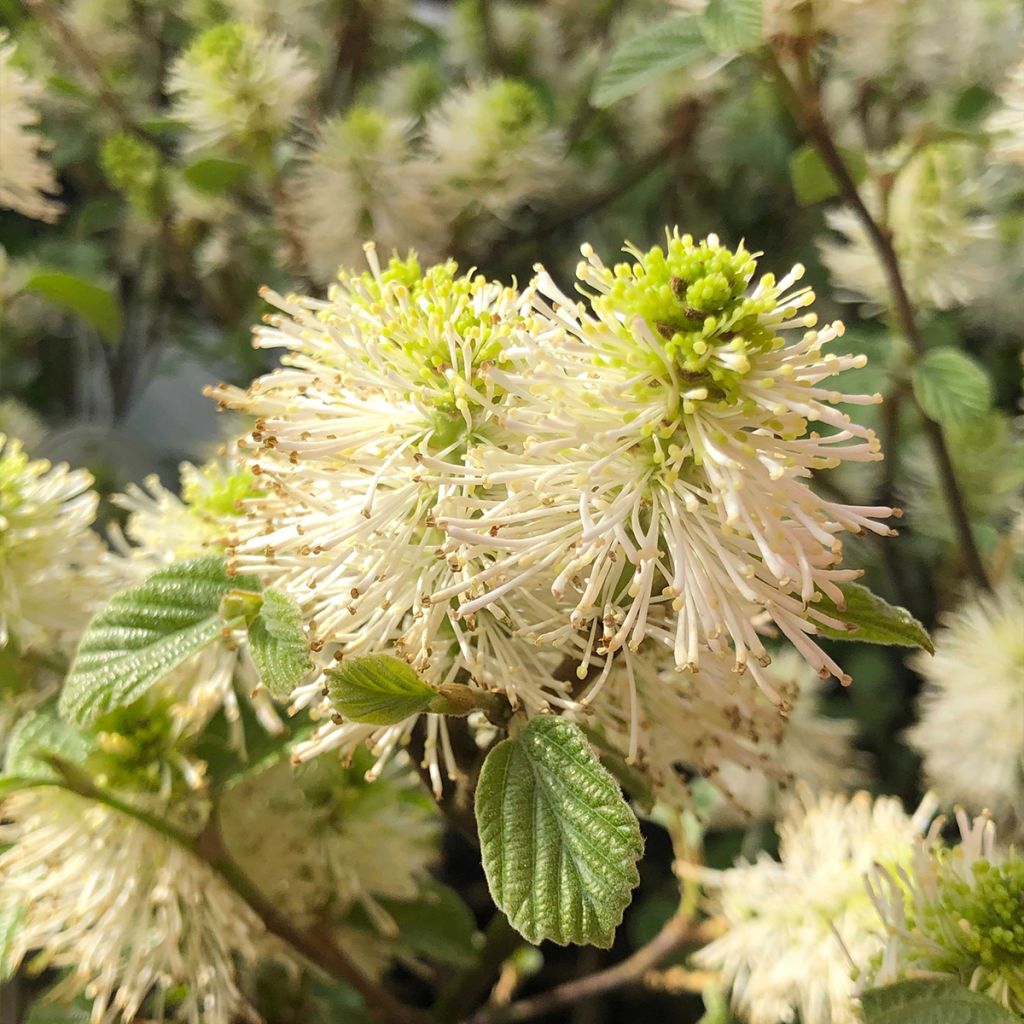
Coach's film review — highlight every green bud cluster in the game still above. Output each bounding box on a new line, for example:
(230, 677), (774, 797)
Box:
(336, 253), (518, 428)
(589, 234), (797, 409)
(181, 461), (262, 524)
(916, 855), (1024, 1007)
(187, 23), (249, 75)
(100, 133), (163, 216)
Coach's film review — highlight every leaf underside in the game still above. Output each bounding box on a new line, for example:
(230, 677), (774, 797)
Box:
(326, 654), (435, 726)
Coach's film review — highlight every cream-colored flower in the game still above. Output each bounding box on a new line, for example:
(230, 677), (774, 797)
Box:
(697, 788), (935, 1024)
(820, 143), (996, 313)
(168, 22), (314, 154)
(989, 57), (1024, 165)
(0, 786), (274, 1024)
(0, 33), (62, 222)
(0, 435), (108, 651)
(438, 231), (894, 691)
(906, 582), (1024, 827)
(291, 108), (443, 282)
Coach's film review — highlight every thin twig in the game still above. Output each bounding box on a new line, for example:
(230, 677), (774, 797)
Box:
(765, 50), (991, 591)
(466, 916), (714, 1024)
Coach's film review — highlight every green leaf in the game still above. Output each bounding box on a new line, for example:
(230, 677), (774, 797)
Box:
(913, 347), (992, 428)
(813, 582), (934, 653)
(183, 157), (248, 194)
(326, 655), (435, 726)
(592, 16), (708, 108)
(24, 270), (122, 342)
(475, 716), (644, 947)
(861, 979), (1018, 1024)
(0, 903), (24, 981)
(346, 881), (480, 967)
(789, 143), (868, 205)
(700, 0), (763, 52)
(60, 557), (261, 726)
(24, 996), (94, 1024)
(248, 588), (312, 699)
(4, 700), (91, 778)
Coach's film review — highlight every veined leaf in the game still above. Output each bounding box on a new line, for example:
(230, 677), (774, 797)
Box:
(24, 270), (122, 342)
(913, 347), (992, 428)
(248, 588), (312, 699)
(592, 16), (709, 108)
(4, 700), (91, 778)
(701, 0), (763, 52)
(813, 582), (934, 653)
(60, 557), (260, 725)
(326, 655), (435, 726)
(475, 716), (644, 947)
(861, 979), (1018, 1024)
(183, 157), (248, 194)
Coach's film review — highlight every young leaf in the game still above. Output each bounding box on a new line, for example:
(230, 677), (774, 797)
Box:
(248, 587), (312, 699)
(24, 270), (122, 342)
(326, 654), (435, 726)
(861, 979), (1018, 1024)
(912, 347), (992, 428)
(700, 0), (763, 52)
(592, 16), (708, 108)
(813, 582), (934, 653)
(475, 716), (644, 948)
(0, 903), (25, 982)
(4, 700), (91, 778)
(183, 157), (248, 194)
(789, 143), (868, 205)
(60, 557), (260, 726)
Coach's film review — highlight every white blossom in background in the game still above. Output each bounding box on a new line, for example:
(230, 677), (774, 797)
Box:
(0, 399), (44, 451)
(0, 786), (275, 1024)
(221, 756), (439, 970)
(438, 231), (894, 692)
(866, 810), (1024, 1017)
(697, 788), (936, 1024)
(291, 109), (443, 282)
(422, 79), (564, 231)
(0, 435), (109, 651)
(208, 249), (574, 787)
(989, 57), (1024, 165)
(906, 582), (1024, 827)
(168, 22), (315, 154)
(708, 649), (867, 825)
(0, 33), (62, 223)
(820, 142), (996, 313)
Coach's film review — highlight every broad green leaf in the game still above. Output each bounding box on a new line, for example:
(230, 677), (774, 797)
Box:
(475, 716), (644, 947)
(24, 270), (122, 342)
(24, 997), (94, 1024)
(913, 347), (992, 428)
(789, 143), (868, 205)
(813, 582), (934, 653)
(326, 655), (435, 726)
(183, 157), (248, 194)
(861, 979), (1018, 1024)
(0, 903), (24, 981)
(592, 16), (708, 108)
(248, 588), (312, 699)
(60, 557), (260, 726)
(4, 700), (91, 778)
(700, 0), (763, 52)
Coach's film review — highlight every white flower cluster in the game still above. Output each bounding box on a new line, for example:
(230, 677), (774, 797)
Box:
(0, 33), (62, 223)
(211, 230), (892, 790)
(697, 787), (937, 1024)
(290, 78), (566, 281)
(906, 582), (1024, 830)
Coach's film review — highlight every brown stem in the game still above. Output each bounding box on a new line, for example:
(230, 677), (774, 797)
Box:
(466, 916), (712, 1024)
(196, 813), (426, 1024)
(765, 51), (991, 591)
(25, 0), (166, 151)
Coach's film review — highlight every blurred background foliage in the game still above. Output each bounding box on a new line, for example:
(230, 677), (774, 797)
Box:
(0, 0), (1022, 1020)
